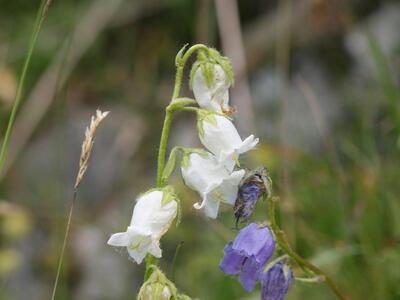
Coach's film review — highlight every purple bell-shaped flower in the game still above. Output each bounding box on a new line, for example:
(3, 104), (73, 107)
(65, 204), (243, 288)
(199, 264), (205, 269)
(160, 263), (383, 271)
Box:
(220, 223), (275, 292)
(260, 261), (293, 300)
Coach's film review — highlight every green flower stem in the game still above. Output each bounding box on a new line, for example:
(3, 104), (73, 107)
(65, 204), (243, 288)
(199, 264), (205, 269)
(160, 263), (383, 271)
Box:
(0, 0), (52, 174)
(268, 197), (349, 300)
(180, 107), (199, 113)
(147, 44), (209, 279)
(172, 44), (209, 99)
(156, 44), (209, 188)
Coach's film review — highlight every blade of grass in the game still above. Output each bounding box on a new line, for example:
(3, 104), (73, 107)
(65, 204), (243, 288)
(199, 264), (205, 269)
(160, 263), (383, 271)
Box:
(0, 0), (53, 174)
(367, 31), (400, 132)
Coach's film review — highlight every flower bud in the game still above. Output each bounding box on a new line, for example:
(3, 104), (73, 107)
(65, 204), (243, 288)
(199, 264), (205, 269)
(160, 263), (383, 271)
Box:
(138, 267), (177, 300)
(260, 261), (293, 300)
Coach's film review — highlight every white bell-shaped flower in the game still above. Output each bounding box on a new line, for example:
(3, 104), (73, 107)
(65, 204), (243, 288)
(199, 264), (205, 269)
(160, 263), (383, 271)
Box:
(181, 152), (245, 219)
(192, 64), (231, 113)
(107, 190), (177, 264)
(197, 112), (259, 171)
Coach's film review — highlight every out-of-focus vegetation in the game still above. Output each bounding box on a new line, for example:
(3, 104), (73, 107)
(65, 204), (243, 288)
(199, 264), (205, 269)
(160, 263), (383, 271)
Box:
(1, 0), (399, 299)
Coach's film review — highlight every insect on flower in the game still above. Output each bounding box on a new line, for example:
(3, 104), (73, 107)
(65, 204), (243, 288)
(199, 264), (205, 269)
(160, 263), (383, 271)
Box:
(234, 167), (272, 228)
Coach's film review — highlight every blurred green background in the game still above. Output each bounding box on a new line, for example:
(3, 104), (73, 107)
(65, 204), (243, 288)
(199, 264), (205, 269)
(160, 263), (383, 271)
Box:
(1, 0), (399, 299)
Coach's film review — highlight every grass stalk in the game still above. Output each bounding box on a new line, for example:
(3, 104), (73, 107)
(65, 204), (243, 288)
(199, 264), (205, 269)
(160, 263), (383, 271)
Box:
(0, 0), (52, 174)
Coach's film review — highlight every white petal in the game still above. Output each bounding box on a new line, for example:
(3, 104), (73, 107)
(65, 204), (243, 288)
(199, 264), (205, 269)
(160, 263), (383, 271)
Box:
(200, 194), (221, 219)
(107, 232), (129, 247)
(130, 191), (164, 226)
(186, 156), (245, 218)
(237, 135), (259, 154)
(130, 191), (177, 238)
(125, 226), (153, 264)
(193, 192), (220, 219)
(148, 240), (162, 258)
(200, 116), (242, 156)
(127, 247), (148, 264)
(181, 152), (228, 194)
(199, 115), (259, 169)
(193, 65), (230, 113)
(215, 169), (245, 205)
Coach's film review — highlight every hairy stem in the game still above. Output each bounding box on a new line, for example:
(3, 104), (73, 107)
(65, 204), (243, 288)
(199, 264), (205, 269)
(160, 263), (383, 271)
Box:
(268, 197), (349, 300)
(0, 0), (52, 174)
(156, 45), (208, 187)
(148, 44), (209, 278)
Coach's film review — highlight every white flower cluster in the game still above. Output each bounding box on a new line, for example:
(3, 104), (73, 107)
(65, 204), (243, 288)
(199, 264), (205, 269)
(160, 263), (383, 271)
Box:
(181, 58), (259, 218)
(107, 49), (258, 264)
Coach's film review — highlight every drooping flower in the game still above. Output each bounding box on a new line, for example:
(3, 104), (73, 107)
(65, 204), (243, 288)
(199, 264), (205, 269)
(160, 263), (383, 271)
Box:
(192, 64), (231, 113)
(107, 189), (177, 264)
(190, 48), (234, 114)
(260, 261), (293, 300)
(220, 223), (275, 292)
(181, 151), (245, 219)
(197, 110), (259, 172)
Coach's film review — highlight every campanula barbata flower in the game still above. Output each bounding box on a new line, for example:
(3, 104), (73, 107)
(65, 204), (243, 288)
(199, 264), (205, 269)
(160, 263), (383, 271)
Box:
(192, 64), (231, 113)
(260, 261), (293, 300)
(190, 48), (234, 114)
(107, 189), (177, 264)
(181, 151), (245, 219)
(220, 223), (275, 292)
(197, 110), (259, 172)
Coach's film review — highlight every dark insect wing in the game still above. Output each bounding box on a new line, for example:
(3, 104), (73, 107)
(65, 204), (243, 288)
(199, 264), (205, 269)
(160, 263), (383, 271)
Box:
(234, 181), (262, 227)
(234, 167), (273, 228)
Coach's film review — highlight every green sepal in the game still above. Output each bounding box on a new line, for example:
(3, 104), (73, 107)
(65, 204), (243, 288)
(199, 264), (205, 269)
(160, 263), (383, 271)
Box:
(180, 147), (209, 169)
(196, 109), (217, 138)
(159, 185), (182, 227)
(161, 147), (181, 184)
(175, 44), (188, 67)
(189, 60), (202, 89)
(161, 186), (177, 206)
(189, 47), (234, 89)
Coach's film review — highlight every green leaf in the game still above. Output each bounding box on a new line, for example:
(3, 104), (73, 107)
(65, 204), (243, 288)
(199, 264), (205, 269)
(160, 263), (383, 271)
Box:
(161, 147), (180, 183)
(161, 186), (177, 206)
